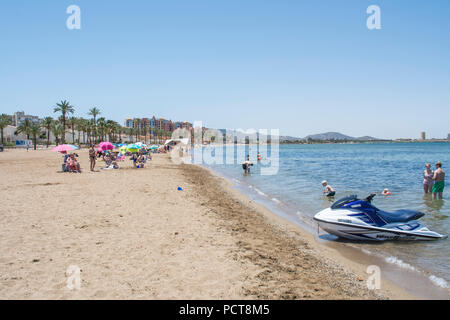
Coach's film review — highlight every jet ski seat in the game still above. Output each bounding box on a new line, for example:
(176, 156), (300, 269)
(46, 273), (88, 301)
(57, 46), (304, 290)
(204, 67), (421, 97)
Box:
(376, 210), (424, 224)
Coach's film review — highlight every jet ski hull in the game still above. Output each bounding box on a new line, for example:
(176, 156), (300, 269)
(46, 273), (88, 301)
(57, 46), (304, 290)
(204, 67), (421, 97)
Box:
(314, 208), (447, 241)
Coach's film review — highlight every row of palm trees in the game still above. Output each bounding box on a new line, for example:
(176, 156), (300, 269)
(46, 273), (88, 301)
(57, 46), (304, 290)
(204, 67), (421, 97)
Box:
(0, 101), (175, 149)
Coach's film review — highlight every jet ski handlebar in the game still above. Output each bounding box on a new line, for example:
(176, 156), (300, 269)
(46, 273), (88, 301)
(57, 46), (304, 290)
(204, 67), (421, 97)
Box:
(331, 194), (377, 209)
(364, 194), (376, 203)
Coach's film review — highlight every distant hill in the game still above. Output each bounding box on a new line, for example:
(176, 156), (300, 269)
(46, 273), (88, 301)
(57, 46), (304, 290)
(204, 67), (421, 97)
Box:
(356, 135), (381, 141)
(304, 132), (353, 141)
(303, 132), (382, 141)
(214, 130), (383, 142)
(279, 136), (304, 142)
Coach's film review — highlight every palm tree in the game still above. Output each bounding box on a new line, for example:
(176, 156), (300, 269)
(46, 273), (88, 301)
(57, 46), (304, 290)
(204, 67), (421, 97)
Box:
(88, 107), (101, 143)
(54, 100), (75, 144)
(41, 117), (54, 148)
(164, 130), (171, 143)
(67, 117), (78, 143)
(128, 127), (135, 143)
(30, 122), (41, 150)
(76, 118), (86, 146)
(17, 119), (33, 140)
(105, 120), (116, 142)
(133, 118), (141, 142)
(151, 127), (157, 144)
(86, 119), (95, 144)
(78, 118), (89, 144)
(116, 124), (124, 142)
(0, 114), (12, 145)
(110, 121), (121, 142)
(142, 125), (148, 144)
(96, 117), (107, 141)
(51, 121), (64, 146)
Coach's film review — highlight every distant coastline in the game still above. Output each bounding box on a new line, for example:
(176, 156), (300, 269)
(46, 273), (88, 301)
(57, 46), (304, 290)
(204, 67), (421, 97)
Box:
(280, 139), (450, 145)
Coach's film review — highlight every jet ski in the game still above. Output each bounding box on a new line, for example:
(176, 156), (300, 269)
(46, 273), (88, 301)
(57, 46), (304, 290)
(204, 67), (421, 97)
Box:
(314, 194), (447, 241)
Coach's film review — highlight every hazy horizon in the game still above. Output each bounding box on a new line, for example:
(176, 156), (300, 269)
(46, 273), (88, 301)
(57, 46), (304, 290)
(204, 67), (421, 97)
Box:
(1, 0), (449, 140)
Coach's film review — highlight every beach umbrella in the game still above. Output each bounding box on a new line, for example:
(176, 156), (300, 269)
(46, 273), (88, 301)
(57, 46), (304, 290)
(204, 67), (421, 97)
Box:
(51, 144), (79, 153)
(150, 145), (159, 150)
(127, 144), (141, 152)
(119, 146), (128, 154)
(98, 142), (114, 151)
(135, 142), (148, 148)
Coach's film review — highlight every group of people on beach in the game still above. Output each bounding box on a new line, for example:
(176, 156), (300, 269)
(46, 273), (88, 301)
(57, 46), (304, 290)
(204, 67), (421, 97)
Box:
(130, 150), (151, 169)
(62, 152), (81, 173)
(60, 144), (155, 173)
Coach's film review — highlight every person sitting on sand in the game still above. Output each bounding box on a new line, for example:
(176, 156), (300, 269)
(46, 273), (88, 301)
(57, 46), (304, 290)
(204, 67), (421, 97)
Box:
(104, 154), (112, 166)
(381, 188), (391, 196)
(322, 180), (335, 197)
(61, 151), (70, 172)
(102, 160), (119, 170)
(423, 163), (434, 194)
(137, 154), (146, 168)
(68, 154), (81, 173)
(432, 161), (446, 200)
(130, 153), (139, 168)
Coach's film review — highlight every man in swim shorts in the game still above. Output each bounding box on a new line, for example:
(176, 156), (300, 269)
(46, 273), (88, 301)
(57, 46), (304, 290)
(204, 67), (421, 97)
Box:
(432, 161), (445, 200)
(242, 155), (253, 174)
(322, 180), (335, 197)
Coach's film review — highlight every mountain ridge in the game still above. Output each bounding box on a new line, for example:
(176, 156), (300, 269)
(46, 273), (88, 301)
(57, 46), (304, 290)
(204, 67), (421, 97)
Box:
(281, 132), (383, 142)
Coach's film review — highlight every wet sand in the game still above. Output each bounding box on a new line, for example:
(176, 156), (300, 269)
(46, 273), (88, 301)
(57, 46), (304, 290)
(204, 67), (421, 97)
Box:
(0, 148), (411, 299)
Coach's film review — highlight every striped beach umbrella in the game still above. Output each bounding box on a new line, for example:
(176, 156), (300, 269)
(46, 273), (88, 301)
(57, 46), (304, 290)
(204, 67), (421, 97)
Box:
(51, 144), (79, 153)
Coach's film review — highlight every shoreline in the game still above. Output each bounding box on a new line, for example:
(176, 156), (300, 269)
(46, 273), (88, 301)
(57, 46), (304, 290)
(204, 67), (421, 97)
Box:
(0, 148), (410, 299)
(188, 163), (415, 300)
(194, 145), (450, 300)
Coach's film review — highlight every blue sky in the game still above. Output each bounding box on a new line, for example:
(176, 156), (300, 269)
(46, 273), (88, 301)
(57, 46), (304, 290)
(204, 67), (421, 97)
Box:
(0, 0), (449, 139)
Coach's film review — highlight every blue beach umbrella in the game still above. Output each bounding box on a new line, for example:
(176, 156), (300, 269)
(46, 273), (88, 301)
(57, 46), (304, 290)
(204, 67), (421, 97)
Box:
(127, 144), (141, 152)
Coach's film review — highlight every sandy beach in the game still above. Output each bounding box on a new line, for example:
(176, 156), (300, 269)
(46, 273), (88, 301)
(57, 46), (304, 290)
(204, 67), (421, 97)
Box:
(0, 148), (411, 299)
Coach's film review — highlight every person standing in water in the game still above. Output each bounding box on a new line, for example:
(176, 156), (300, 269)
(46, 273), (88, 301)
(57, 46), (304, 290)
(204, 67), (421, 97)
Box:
(423, 163), (434, 194)
(242, 155), (253, 174)
(322, 180), (335, 197)
(432, 161), (445, 199)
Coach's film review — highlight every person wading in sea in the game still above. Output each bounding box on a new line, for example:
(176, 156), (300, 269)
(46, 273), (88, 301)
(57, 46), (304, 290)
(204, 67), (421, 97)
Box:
(432, 161), (445, 200)
(242, 155), (253, 174)
(423, 163), (434, 194)
(322, 180), (335, 197)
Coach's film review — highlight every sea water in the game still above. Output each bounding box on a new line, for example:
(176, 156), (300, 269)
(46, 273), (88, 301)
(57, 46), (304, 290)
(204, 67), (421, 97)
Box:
(199, 142), (450, 297)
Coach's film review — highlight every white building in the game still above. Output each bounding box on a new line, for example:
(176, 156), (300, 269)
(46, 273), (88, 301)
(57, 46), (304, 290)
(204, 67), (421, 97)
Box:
(12, 111), (40, 126)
